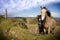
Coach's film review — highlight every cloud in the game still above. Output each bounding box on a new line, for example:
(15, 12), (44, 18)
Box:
(8, 12), (38, 17)
(0, 0), (60, 12)
(8, 12), (60, 17)
(0, 0), (60, 17)
(51, 12), (60, 17)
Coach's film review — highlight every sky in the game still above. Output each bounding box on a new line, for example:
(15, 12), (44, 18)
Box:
(0, 0), (60, 17)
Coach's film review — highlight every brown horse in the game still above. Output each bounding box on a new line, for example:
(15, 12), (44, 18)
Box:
(41, 7), (57, 34)
(43, 14), (57, 34)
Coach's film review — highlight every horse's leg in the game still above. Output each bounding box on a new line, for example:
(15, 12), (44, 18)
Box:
(48, 26), (50, 34)
(44, 28), (46, 34)
(51, 28), (55, 34)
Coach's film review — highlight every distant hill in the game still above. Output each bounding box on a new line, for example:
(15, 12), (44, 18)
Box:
(54, 17), (60, 23)
(55, 17), (60, 21)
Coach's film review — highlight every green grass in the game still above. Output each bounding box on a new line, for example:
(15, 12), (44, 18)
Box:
(0, 18), (60, 40)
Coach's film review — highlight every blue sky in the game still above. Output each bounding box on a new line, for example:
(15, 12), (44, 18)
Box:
(0, 0), (60, 17)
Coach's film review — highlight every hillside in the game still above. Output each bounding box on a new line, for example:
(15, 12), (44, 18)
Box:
(0, 17), (60, 40)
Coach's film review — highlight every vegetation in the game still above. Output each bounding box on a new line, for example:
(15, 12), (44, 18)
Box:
(0, 16), (60, 40)
(0, 15), (4, 23)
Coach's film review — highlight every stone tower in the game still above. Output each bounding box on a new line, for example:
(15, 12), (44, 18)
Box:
(5, 9), (8, 19)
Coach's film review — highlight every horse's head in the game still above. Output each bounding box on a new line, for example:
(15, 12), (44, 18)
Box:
(41, 7), (51, 21)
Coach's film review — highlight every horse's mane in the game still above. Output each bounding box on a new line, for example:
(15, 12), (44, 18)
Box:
(46, 11), (51, 17)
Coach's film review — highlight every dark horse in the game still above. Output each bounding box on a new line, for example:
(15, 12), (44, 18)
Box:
(37, 15), (44, 34)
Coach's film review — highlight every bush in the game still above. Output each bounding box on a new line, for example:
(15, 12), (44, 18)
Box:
(0, 15), (4, 23)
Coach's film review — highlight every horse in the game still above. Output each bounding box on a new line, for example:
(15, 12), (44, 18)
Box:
(37, 15), (44, 34)
(40, 7), (57, 34)
(43, 14), (57, 34)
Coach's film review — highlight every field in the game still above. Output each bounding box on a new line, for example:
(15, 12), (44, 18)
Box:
(0, 16), (60, 40)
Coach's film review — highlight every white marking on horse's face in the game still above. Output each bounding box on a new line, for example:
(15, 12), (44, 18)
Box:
(41, 12), (46, 20)
(42, 16), (45, 20)
(41, 9), (47, 20)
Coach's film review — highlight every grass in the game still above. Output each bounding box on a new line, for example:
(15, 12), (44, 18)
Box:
(0, 18), (60, 40)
